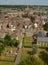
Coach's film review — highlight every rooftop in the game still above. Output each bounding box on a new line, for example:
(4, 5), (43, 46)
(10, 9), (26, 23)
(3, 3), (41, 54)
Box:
(36, 31), (46, 37)
(37, 37), (48, 42)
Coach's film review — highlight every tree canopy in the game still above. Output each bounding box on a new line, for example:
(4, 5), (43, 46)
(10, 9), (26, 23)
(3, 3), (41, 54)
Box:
(4, 34), (19, 47)
(4, 34), (11, 46)
(10, 39), (19, 47)
(43, 23), (48, 31)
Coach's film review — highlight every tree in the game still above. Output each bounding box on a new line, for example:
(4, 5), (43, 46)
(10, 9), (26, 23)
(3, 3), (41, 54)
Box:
(4, 34), (11, 46)
(43, 23), (48, 31)
(32, 44), (38, 55)
(4, 34), (19, 47)
(10, 39), (19, 47)
(29, 16), (35, 22)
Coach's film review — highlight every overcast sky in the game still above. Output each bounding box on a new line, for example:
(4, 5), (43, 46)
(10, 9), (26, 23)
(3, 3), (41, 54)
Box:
(0, 0), (48, 5)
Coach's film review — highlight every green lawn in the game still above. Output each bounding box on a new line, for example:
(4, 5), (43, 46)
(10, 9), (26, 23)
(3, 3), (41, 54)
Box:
(24, 43), (32, 48)
(0, 46), (17, 65)
(23, 35), (33, 48)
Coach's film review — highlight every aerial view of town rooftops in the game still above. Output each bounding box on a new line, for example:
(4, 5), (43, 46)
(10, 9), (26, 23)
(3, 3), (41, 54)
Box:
(0, 0), (48, 65)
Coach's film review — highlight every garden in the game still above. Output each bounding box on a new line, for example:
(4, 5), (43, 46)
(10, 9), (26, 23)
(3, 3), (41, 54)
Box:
(0, 34), (19, 65)
(23, 34), (33, 48)
(19, 47), (48, 65)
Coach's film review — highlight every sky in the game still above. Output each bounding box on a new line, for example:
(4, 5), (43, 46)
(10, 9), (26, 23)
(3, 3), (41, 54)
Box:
(0, 0), (48, 5)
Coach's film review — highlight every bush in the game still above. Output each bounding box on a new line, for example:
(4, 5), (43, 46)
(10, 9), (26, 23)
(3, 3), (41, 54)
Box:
(39, 46), (48, 49)
(32, 44), (38, 55)
(24, 46), (32, 48)
(46, 48), (48, 51)
(0, 43), (4, 55)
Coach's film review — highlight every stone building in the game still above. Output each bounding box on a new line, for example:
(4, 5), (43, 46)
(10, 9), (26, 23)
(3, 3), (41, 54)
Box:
(37, 37), (48, 46)
(36, 31), (48, 47)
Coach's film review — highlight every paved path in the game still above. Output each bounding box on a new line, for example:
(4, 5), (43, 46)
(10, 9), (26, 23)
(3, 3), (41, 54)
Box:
(14, 48), (22, 65)
(14, 35), (23, 65)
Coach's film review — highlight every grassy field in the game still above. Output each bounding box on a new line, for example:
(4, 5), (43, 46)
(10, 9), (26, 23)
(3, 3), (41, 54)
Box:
(0, 61), (14, 65)
(21, 48), (32, 60)
(0, 46), (17, 65)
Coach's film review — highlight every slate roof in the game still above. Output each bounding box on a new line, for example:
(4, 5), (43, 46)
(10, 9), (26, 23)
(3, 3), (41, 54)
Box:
(37, 37), (48, 42)
(36, 31), (46, 37)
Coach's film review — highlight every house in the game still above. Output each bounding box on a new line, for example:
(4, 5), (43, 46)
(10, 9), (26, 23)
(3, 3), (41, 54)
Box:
(36, 31), (48, 47)
(24, 18), (31, 26)
(34, 23), (38, 28)
(41, 16), (48, 25)
(37, 37), (48, 46)
(34, 16), (41, 23)
(34, 16), (43, 29)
